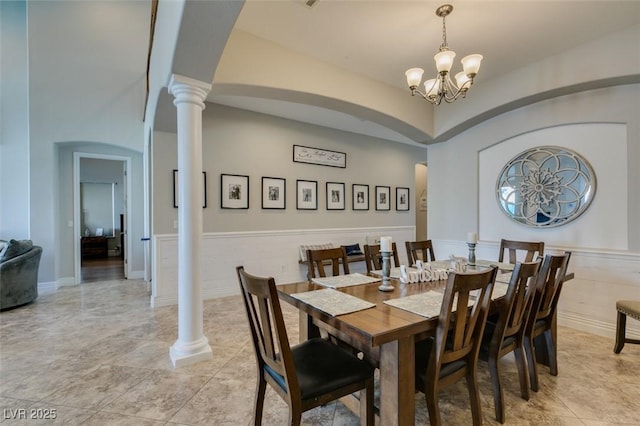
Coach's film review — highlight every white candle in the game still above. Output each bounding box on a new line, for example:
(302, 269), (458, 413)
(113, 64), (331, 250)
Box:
(380, 236), (392, 252)
(467, 232), (478, 244)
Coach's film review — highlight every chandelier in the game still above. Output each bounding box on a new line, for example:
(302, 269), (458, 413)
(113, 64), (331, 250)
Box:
(405, 4), (483, 105)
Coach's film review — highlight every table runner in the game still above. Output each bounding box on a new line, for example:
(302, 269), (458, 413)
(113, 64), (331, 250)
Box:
(290, 288), (376, 316)
(371, 267), (420, 279)
(311, 273), (380, 289)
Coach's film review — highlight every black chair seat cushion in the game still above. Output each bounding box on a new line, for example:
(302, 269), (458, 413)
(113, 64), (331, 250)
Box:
(415, 337), (467, 385)
(289, 338), (374, 400)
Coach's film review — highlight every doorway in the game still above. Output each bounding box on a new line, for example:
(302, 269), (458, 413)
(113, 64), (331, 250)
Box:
(73, 153), (132, 284)
(415, 163), (428, 240)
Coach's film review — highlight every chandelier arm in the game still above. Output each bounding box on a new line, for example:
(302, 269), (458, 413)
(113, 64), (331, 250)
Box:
(408, 87), (441, 106)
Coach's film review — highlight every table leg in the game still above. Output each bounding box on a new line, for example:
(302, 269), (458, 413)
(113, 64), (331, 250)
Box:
(379, 337), (414, 426)
(297, 311), (321, 343)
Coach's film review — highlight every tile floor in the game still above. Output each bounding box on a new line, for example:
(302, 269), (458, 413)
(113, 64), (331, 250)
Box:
(0, 278), (638, 425)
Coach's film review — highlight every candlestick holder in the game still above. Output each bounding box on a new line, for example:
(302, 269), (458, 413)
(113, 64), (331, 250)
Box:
(378, 251), (394, 292)
(467, 243), (476, 266)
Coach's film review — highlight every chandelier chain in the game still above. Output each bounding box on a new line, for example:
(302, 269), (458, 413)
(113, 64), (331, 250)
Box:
(440, 15), (448, 51)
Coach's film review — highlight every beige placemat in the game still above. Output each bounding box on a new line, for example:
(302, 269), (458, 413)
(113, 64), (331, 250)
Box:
(311, 273), (380, 289)
(492, 282), (510, 300)
(383, 291), (473, 319)
(496, 271), (512, 284)
(290, 288), (376, 316)
(475, 259), (515, 271)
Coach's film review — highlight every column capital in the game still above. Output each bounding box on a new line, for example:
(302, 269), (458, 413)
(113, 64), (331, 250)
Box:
(168, 74), (212, 108)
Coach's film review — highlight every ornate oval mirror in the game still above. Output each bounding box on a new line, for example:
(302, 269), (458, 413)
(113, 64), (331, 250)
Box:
(496, 146), (596, 228)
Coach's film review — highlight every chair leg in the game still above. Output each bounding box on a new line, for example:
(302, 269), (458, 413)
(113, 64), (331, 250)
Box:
(425, 389), (442, 426)
(514, 346), (531, 401)
(543, 329), (558, 376)
(466, 366), (484, 426)
(614, 311), (626, 354)
(488, 357), (505, 424)
(524, 336), (539, 392)
(359, 378), (374, 426)
(253, 377), (267, 425)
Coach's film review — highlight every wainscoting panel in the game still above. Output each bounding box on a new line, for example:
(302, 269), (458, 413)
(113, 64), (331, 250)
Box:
(433, 239), (640, 341)
(152, 226), (415, 308)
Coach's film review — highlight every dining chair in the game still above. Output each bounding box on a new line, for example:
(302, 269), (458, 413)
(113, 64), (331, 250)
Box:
(498, 239), (545, 264)
(306, 246), (350, 279)
(363, 243), (400, 273)
(523, 252), (571, 392)
(480, 260), (541, 423)
(414, 266), (498, 426)
(236, 266), (375, 426)
(405, 239), (436, 265)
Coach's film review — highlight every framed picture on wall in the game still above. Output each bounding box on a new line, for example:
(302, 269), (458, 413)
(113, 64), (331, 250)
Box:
(173, 169), (207, 208)
(296, 180), (318, 210)
(262, 177), (286, 209)
(375, 186), (391, 211)
(221, 173), (249, 209)
(396, 187), (410, 211)
(326, 182), (345, 210)
(352, 184), (369, 211)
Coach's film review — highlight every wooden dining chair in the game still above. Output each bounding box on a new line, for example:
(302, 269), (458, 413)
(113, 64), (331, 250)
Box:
(236, 266), (375, 426)
(480, 260), (541, 423)
(405, 239), (436, 265)
(306, 247), (350, 279)
(523, 252), (571, 392)
(414, 266), (498, 426)
(363, 243), (400, 273)
(498, 239), (545, 264)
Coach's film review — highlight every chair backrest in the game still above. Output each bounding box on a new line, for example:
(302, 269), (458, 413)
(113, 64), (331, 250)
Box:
(498, 239), (545, 264)
(530, 252), (572, 324)
(236, 266), (298, 403)
(306, 246), (350, 279)
(430, 267), (497, 375)
(363, 243), (400, 273)
(405, 240), (436, 265)
(490, 260), (541, 352)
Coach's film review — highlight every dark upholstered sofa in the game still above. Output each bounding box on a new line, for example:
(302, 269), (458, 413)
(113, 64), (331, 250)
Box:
(0, 240), (42, 310)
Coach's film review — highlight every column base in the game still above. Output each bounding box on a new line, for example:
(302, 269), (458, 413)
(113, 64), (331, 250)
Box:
(169, 336), (213, 368)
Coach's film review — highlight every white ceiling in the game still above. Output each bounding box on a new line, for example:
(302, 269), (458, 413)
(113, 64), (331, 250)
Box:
(211, 0), (640, 143)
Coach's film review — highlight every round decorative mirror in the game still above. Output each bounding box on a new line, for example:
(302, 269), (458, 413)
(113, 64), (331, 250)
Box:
(496, 146), (596, 228)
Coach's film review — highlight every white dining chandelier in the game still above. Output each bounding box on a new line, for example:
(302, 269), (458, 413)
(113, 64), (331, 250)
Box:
(405, 4), (483, 106)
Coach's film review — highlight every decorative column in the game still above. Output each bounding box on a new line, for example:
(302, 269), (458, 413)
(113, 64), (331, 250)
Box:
(168, 74), (212, 367)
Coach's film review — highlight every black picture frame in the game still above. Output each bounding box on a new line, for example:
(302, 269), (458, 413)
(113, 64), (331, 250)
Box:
(296, 179), (318, 210)
(221, 173), (249, 209)
(352, 184), (369, 211)
(326, 182), (345, 210)
(173, 169), (207, 208)
(396, 187), (410, 211)
(375, 185), (391, 211)
(262, 177), (286, 210)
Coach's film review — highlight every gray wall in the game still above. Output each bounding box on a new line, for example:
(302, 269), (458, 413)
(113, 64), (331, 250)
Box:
(427, 84), (640, 252)
(153, 103), (427, 234)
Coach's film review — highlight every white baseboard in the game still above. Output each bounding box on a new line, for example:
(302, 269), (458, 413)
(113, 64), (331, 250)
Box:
(127, 270), (144, 280)
(56, 277), (75, 288)
(38, 280), (59, 292)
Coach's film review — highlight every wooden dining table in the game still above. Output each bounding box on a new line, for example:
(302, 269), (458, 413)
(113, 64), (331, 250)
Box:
(277, 274), (460, 426)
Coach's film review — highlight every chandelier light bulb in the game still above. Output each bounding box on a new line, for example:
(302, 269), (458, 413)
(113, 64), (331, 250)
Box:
(424, 79), (440, 98)
(461, 54), (483, 76)
(435, 50), (456, 73)
(405, 68), (425, 88)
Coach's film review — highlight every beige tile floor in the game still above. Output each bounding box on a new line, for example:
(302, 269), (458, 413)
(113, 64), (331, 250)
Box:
(0, 278), (638, 425)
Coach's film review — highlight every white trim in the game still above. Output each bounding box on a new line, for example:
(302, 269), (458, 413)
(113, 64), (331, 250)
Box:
(151, 226), (415, 308)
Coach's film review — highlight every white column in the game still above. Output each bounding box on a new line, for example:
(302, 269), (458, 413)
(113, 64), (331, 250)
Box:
(168, 74), (213, 367)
